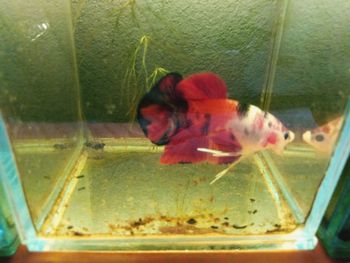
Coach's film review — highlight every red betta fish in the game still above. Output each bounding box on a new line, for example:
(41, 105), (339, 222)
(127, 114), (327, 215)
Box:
(137, 72), (295, 183)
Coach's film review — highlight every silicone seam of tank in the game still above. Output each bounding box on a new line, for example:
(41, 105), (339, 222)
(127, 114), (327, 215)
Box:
(260, 0), (290, 111)
(259, 151), (305, 224)
(39, 152), (88, 235)
(253, 154), (293, 225)
(33, 143), (86, 231)
(305, 98), (350, 234)
(68, 0), (84, 127)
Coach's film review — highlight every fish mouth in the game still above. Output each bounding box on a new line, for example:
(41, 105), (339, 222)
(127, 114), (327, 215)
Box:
(302, 131), (311, 143)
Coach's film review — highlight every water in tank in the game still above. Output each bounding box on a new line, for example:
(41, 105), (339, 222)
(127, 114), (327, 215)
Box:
(0, 0), (349, 251)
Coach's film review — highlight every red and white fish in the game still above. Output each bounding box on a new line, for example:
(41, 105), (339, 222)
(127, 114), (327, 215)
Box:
(137, 72), (295, 183)
(302, 116), (344, 154)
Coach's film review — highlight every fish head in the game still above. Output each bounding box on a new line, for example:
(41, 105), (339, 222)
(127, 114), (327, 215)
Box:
(302, 130), (327, 151)
(263, 113), (295, 155)
(302, 116), (344, 154)
(271, 128), (295, 155)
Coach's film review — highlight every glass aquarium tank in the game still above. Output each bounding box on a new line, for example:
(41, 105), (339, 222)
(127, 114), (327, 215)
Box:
(0, 0), (349, 251)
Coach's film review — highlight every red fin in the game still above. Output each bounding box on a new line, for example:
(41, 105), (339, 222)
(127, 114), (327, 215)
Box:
(208, 131), (242, 164)
(160, 136), (210, 164)
(176, 72), (228, 100)
(160, 129), (241, 164)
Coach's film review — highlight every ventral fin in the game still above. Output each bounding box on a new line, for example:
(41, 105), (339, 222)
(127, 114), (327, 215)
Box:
(160, 130), (242, 164)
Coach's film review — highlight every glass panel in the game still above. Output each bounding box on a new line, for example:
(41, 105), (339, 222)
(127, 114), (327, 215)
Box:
(0, 0), (82, 230)
(267, 0), (350, 220)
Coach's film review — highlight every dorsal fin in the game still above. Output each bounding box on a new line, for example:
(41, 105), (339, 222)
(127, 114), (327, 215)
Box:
(176, 72), (228, 100)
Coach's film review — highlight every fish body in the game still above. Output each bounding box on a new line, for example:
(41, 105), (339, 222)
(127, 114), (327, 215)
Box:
(137, 72), (295, 165)
(302, 116), (344, 154)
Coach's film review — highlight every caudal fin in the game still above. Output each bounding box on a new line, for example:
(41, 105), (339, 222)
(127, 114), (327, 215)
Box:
(137, 73), (183, 145)
(137, 72), (230, 149)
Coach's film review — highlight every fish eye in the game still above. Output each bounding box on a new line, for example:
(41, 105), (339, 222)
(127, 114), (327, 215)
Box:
(284, 132), (289, 140)
(315, 134), (324, 142)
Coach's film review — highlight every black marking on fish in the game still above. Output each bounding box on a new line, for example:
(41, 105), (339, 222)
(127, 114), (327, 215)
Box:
(230, 133), (237, 142)
(156, 131), (172, 146)
(237, 102), (250, 118)
(211, 225), (219, 229)
(78, 187), (86, 191)
(138, 117), (151, 137)
(76, 175), (85, 179)
(176, 112), (191, 129)
(244, 128), (249, 136)
(268, 122), (272, 128)
(201, 113), (211, 135)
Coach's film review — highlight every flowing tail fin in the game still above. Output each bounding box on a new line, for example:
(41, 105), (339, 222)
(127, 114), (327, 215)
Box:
(137, 73), (184, 145)
(137, 71), (238, 166)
